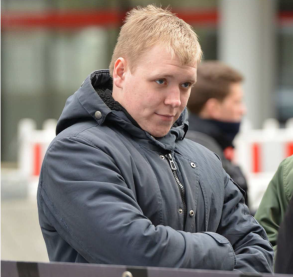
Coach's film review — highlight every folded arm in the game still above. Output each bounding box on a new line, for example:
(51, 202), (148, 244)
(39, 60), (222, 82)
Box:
(217, 173), (274, 273)
(39, 136), (235, 269)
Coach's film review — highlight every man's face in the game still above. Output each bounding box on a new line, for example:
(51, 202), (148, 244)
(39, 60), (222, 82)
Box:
(114, 45), (197, 137)
(215, 82), (246, 122)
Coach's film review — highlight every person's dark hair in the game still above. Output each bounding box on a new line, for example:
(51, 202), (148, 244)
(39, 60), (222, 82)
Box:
(187, 61), (244, 114)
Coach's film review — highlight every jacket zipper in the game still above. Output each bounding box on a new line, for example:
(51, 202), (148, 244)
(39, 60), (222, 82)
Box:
(165, 153), (187, 226)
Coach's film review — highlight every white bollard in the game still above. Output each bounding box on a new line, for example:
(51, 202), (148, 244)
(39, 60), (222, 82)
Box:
(17, 118), (57, 198)
(285, 118), (293, 130)
(234, 118), (293, 210)
(263, 118), (279, 130)
(18, 119), (36, 177)
(43, 119), (57, 132)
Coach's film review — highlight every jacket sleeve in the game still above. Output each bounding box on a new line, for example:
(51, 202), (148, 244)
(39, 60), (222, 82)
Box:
(217, 172), (274, 273)
(275, 196), (293, 274)
(255, 158), (291, 252)
(39, 136), (236, 270)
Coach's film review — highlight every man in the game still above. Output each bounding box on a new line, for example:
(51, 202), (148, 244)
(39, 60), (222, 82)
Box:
(186, 62), (249, 206)
(275, 196), (293, 274)
(37, 5), (273, 272)
(255, 155), (293, 253)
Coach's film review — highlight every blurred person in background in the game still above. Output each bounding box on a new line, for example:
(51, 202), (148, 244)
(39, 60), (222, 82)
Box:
(186, 61), (249, 207)
(255, 155), (293, 256)
(275, 195), (293, 274)
(37, 5), (273, 272)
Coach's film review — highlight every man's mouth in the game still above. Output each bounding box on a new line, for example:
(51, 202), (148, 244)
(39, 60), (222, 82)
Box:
(155, 113), (176, 121)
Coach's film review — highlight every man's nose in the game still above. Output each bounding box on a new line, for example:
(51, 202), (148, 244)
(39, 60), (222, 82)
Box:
(164, 87), (181, 107)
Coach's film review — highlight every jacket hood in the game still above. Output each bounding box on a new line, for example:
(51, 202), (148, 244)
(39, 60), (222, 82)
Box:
(56, 70), (189, 151)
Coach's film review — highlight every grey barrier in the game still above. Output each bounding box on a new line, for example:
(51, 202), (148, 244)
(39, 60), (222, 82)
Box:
(1, 260), (292, 277)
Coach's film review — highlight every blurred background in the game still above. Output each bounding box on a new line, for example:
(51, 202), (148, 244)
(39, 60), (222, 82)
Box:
(1, 0), (293, 263)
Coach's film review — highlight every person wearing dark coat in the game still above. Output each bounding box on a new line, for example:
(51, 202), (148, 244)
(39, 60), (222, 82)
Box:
(275, 196), (293, 274)
(37, 5), (273, 273)
(186, 62), (249, 207)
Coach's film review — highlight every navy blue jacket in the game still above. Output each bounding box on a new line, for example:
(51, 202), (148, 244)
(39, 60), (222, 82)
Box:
(37, 70), (273, 272)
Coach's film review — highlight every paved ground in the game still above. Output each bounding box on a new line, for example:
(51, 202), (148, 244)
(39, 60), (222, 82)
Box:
(1, 197), (49, 262)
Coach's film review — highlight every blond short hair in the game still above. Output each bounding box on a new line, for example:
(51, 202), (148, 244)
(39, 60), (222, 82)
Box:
(109, 5), (202, 76)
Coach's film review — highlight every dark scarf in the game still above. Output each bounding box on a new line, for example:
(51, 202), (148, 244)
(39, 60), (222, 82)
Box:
(188, 114), (241, 150)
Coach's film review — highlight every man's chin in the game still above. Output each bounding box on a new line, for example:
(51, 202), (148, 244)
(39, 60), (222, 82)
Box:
(148, 128), (171, 138)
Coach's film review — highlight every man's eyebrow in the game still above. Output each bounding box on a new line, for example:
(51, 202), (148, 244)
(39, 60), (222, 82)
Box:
(187, 78), (197, 85)
(151, 74), (197, 84)
(151, 73), (175, 79)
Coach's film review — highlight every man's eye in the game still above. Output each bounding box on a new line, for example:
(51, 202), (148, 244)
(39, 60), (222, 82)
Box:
(156, 79), (166, 85)
(181, 82), (191, 89)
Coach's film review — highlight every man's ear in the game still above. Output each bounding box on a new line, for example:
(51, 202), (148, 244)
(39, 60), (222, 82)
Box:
(113, 58), (127, 89)
(205, 98), (221, 119)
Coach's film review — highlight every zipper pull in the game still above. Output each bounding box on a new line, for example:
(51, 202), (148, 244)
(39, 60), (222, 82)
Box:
(166, 153), (177, 171)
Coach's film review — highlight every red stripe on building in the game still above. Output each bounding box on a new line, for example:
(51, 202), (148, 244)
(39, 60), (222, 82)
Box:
(33, 143), (42, 176)
(1, 10), (124, 29)
(252, 143), (261, 173)
(176, 10), (218, 25)
(279, 11), (293, 25)
(2, 9), (218, 29)
(2, 9), (292, 30)
(286, 142), (293, 157)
